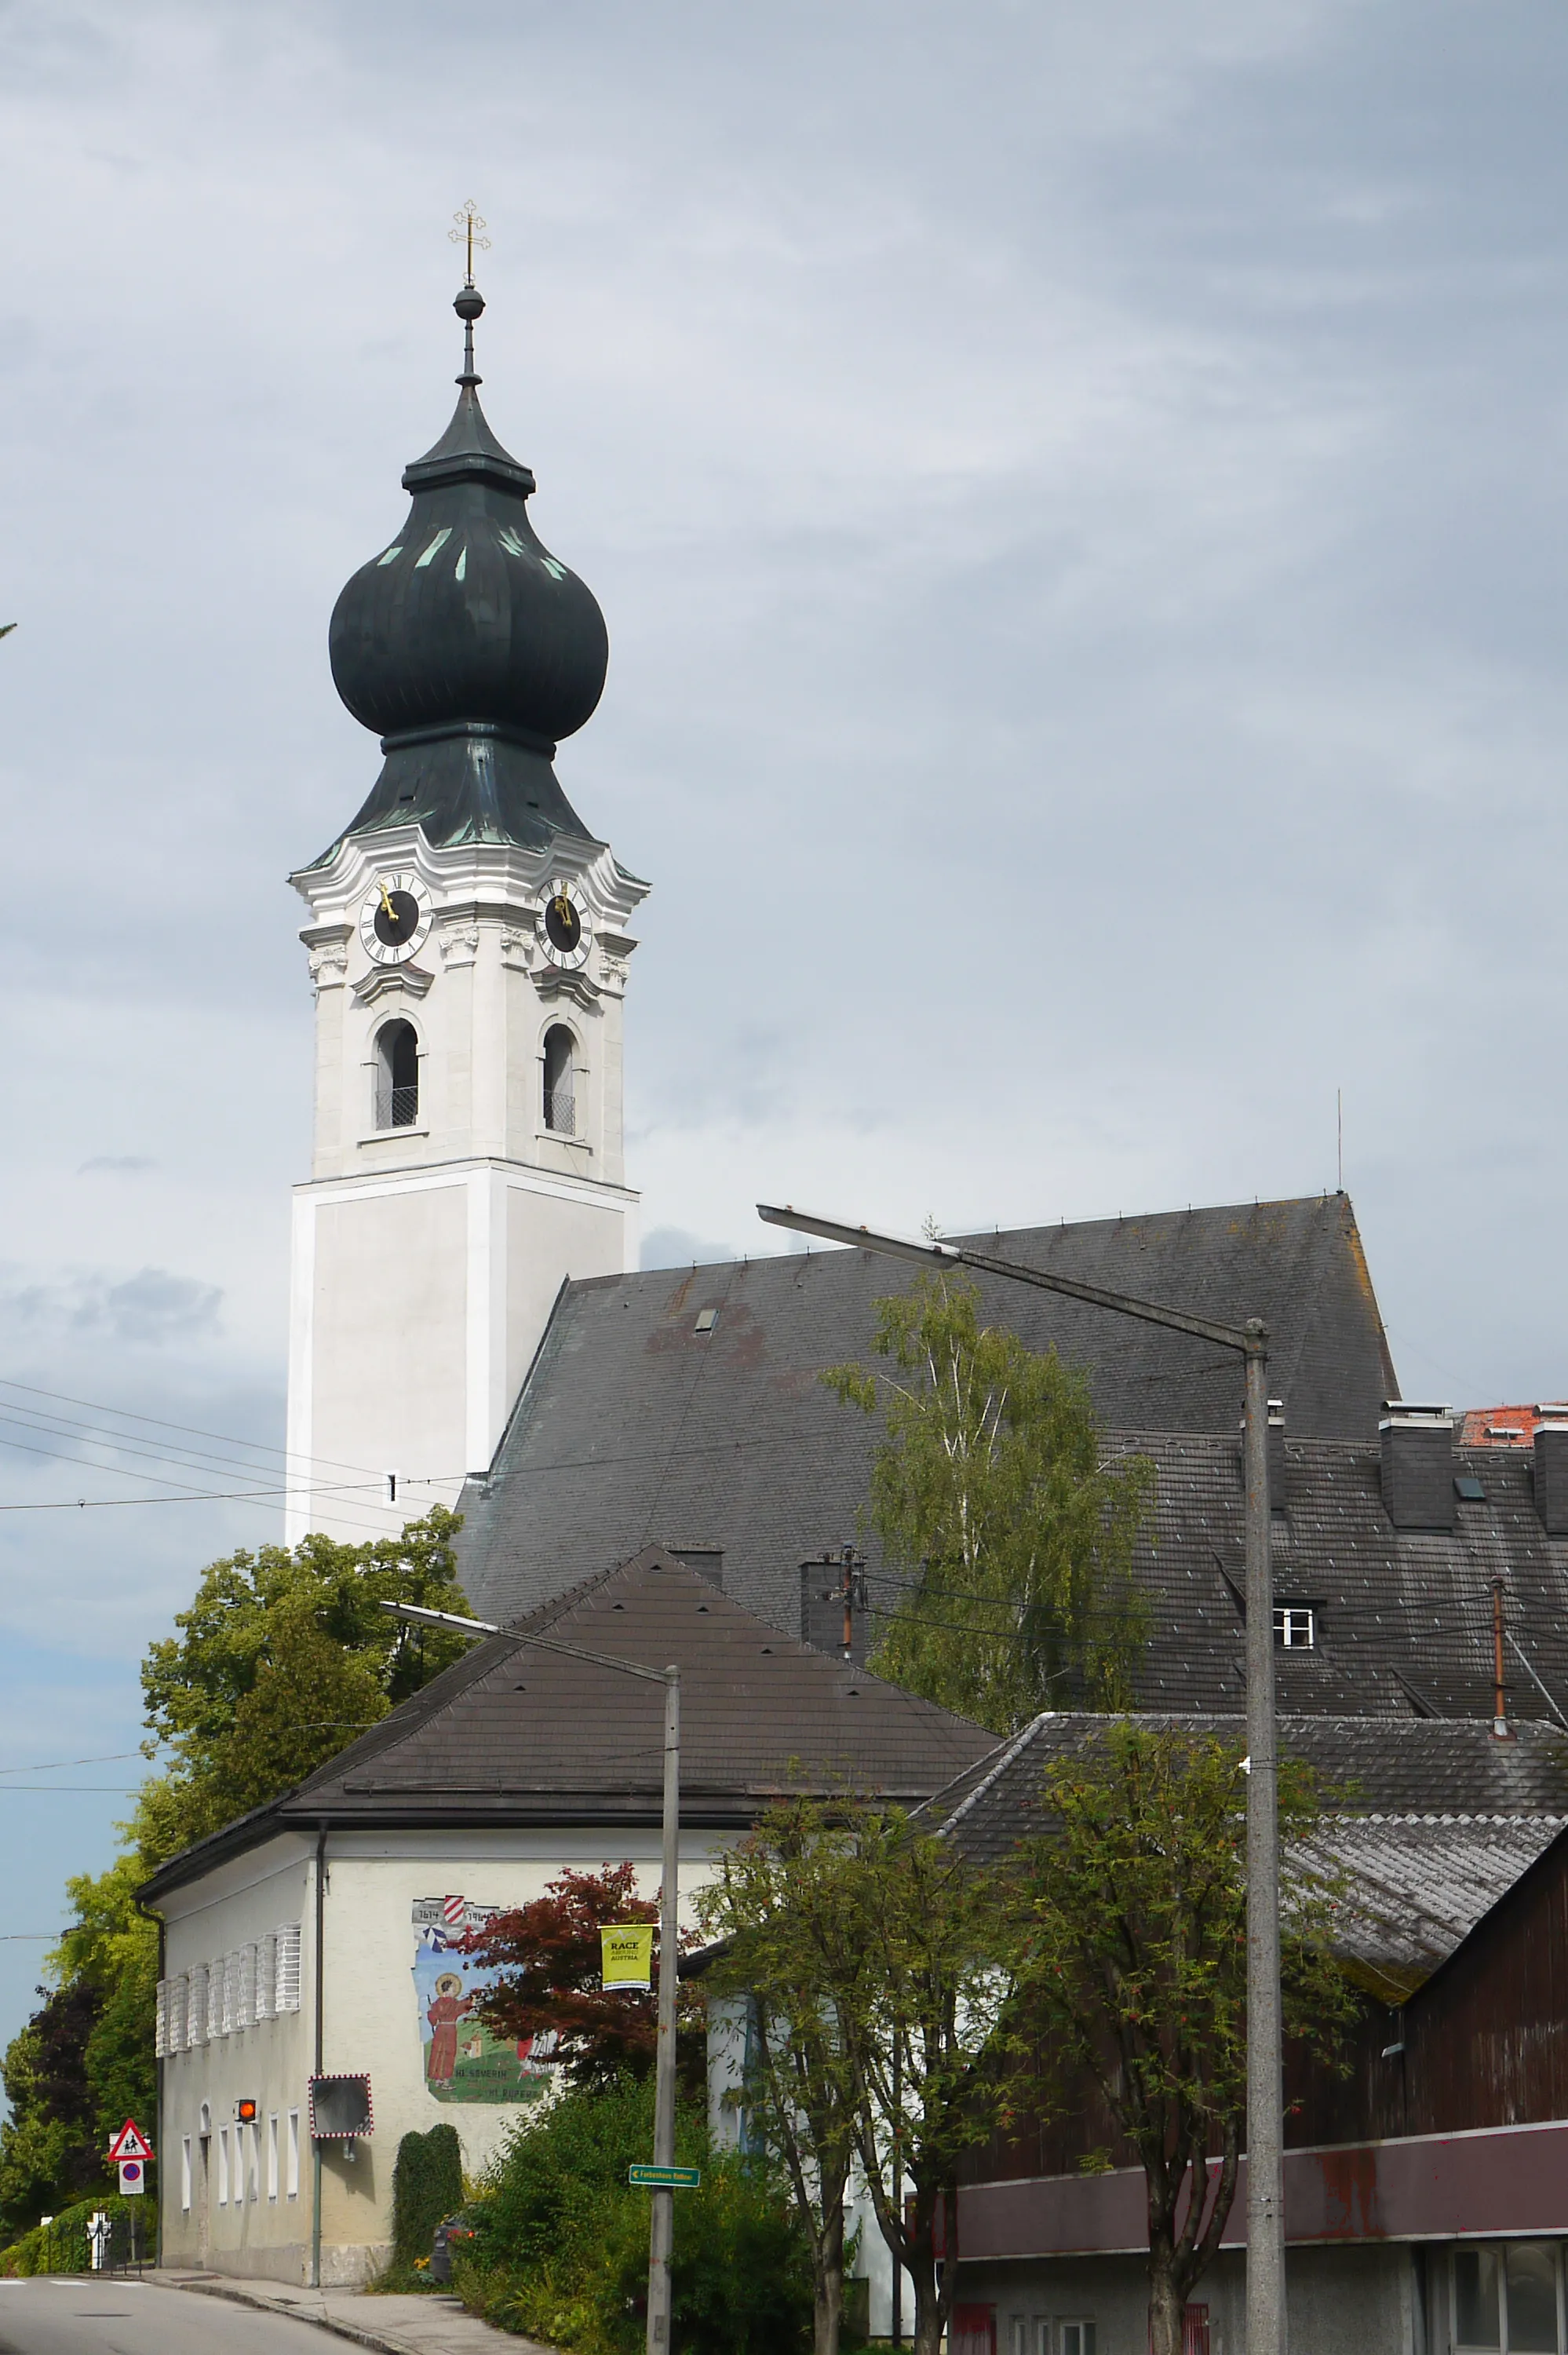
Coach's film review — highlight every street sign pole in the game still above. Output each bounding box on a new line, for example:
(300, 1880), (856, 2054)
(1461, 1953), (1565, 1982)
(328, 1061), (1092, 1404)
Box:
(645, 1665), (682, 2355)
(756, 1203), (1285, 2355)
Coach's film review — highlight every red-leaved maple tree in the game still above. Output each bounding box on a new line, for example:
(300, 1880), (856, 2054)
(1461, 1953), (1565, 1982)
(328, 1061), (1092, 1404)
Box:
(468, 1862), (701, 2089)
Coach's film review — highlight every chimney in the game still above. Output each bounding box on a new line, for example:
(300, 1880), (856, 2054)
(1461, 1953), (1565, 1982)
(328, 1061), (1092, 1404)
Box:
(800, 1550), (869, 1665)
(1533, 1415), (1568, 1535)
(668, 1545), (724, 1590)
(1380, 1403), (1455, 1532)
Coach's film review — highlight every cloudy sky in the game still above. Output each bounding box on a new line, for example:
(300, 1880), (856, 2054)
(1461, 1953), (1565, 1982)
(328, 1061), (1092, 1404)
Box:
(1, 0), (1566, 2050)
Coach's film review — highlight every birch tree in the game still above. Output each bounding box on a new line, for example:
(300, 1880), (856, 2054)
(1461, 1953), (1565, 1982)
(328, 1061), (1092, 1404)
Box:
(823, 1274), (1152, 1732)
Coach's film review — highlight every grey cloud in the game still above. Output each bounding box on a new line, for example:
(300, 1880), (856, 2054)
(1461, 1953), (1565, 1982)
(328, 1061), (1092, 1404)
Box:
(1, 1269), (223, 1346)
(77, 1156), (155, 1175)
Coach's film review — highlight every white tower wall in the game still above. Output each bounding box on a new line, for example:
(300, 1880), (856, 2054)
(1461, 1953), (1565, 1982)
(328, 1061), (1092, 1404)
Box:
(283, 823), (646, 1545)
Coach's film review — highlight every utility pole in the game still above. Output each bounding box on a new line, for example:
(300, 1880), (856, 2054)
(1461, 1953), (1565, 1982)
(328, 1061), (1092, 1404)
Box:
(380, 1601), (682, 2355)
(757, 1203), (1287, 2355)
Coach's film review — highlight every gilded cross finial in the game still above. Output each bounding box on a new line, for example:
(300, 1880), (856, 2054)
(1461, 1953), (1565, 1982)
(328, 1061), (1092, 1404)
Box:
(450, 201), (490, 288)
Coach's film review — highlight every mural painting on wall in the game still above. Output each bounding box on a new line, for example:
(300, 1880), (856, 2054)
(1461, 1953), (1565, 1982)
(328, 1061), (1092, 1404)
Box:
(412, 1895), (557, 2104)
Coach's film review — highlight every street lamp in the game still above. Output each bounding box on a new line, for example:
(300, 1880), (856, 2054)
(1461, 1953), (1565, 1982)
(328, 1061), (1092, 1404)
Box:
(381, 1601), (683, 2355)
(756, 1203), (1286, 2355)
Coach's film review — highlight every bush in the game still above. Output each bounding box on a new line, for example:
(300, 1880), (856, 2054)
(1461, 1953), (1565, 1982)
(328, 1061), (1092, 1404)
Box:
(454, 2077), (811, 2355)
(392, 2123), (465, 2266)
(0, 2193), (147, 2276)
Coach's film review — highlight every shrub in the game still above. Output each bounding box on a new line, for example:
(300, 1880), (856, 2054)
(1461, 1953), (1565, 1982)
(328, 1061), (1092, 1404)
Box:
(455, 2076), (811, 2355)
(0, 2193), (147, 2277)
(392, 2123), (465, 2267)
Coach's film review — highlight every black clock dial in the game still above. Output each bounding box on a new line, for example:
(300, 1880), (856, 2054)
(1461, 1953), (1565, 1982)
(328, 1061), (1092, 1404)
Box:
(374, 889), (421, 947)
(544, 892), (582, 955)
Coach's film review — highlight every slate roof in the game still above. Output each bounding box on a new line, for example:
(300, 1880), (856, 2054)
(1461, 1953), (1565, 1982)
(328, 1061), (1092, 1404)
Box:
(140, 1546), (997, 1903)
(1116, 1431), (1568, 1721)
(458, 1195), (1397, 1635)
(935, 1712), (1568, 1868)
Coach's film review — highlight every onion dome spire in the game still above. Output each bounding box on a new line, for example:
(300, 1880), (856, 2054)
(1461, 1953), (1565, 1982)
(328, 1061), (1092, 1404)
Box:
(320, 228), (610, 860)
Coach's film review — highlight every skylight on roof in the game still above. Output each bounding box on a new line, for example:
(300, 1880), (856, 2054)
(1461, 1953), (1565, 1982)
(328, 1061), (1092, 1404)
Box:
(1455, 1475), (1487, 1503)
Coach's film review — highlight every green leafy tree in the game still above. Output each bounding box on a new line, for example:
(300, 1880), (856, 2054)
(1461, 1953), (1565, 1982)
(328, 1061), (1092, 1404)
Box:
(698, 1804), (863, 2355)
(702, 1796), (1017, 2355)
(1013, 1723), (1355, 2355)
(140, 1507), (472, 1856)
(823, 1276), (1153, 1732)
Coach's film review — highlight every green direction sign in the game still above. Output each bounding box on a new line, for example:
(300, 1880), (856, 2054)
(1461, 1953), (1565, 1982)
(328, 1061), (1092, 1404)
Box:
(629, 2164), (702, 2189)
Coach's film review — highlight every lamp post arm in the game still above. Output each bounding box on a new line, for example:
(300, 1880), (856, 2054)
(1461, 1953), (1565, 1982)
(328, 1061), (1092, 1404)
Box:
(377, 1599), (671, 1683)
(757, 1203), (1252, 1355)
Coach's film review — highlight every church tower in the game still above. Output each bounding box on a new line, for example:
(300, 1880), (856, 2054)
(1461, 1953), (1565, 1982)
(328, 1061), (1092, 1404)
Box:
(284, 268), (647, 1543)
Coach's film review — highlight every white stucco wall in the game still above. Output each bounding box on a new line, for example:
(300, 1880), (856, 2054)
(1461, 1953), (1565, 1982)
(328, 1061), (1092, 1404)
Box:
(156, 1822), (730, 2287)
(283, 825), (646, 1545)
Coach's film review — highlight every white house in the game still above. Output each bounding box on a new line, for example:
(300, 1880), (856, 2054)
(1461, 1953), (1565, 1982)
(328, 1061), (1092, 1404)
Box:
(141, 1545), (994, 2286)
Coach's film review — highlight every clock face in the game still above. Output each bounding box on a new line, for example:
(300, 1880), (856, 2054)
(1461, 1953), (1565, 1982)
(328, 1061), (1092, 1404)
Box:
(359, 872), (432, 966)
(539, 878), (592, 971)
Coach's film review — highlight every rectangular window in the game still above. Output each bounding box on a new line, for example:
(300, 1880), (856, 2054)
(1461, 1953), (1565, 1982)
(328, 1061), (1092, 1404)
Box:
(1274, 1605), (1316, 1649)
(268, 2114), (279, 2203)
(181, 2138), (192, 2212)
(275, 1925), (302, 2014)
(1009, 2321), (1026, 2355)
(1060, 2328), (1096, 2355)
(286, 2109), (300, 2200)
(217, 2125), (230, 2207)
(248, 2120), (261, 2203)
(1455, 2247), (1502, 2348)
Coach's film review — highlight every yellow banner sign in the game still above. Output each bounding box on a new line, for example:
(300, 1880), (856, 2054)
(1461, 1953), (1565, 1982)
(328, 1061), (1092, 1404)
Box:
(601, 1924), (655, 1991)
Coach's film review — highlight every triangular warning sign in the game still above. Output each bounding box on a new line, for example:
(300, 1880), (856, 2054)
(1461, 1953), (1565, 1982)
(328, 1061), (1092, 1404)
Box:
(107, 2118), (153, 2163)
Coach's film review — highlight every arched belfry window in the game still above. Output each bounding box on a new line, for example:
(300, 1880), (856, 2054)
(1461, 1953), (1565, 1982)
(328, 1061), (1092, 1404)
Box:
(542, 1026), (576, 1136)
(375, 1020), (419, 1130)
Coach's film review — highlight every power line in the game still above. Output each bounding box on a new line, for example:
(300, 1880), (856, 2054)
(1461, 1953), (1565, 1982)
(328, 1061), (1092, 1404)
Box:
(0, 1376), (381, 1480)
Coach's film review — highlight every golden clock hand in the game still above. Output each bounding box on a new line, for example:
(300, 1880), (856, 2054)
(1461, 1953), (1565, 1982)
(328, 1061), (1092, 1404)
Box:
(378, 880), (396, 922)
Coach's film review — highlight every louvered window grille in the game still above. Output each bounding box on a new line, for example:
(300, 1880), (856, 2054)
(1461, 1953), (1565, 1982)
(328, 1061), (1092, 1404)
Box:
(237, 1944), (256, 2030)
(275, 1924), (302, 2014)
(256, 1933), (276, 2021)
(155, 1980), (169, 2058)
(222, 1951), (239, 2037)
(187, 1965), (207, 2047)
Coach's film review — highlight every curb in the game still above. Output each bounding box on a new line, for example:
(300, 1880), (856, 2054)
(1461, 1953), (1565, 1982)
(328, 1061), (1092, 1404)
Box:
(159, 2270), (450, 2355)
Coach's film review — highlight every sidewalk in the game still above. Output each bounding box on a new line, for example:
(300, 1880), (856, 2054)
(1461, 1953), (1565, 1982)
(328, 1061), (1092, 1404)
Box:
(156, 2266), (549, 2355)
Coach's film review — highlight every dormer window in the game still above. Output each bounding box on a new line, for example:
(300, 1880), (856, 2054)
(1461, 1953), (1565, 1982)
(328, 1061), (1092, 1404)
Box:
(1274, 1605), (1316, 1650)
(374, 1021), (419, 1130)
(542, 1026), (576, 1135)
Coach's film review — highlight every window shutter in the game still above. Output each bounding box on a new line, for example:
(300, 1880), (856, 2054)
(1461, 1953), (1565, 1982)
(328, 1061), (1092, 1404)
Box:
(237, 1944), (255, 2031)
(275, 1925), (301, 2014)
(222, 1952), (238, 2037)
(166, 1973), (187, 2054)
(256, 1933), (276, 2021)
(187, 1965), (206, 2047)
(155, 1979), (169, 2058)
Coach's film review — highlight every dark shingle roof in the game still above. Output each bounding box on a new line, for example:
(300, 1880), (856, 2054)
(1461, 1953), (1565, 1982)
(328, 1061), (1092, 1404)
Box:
(938, 1712), (1568, 1868)
(1117, 1433), (1568, 1722)
(458, 1195), (1396, 1634)
(140, 1546), (997, 1902)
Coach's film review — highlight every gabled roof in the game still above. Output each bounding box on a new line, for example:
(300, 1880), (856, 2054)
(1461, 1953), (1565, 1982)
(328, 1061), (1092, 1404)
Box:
(934, 1710), (1568, 1995)
(458, 1195), (1397, 1634)
(140, 1547), (997, 1904)
(935, 1711), (1568, 1868)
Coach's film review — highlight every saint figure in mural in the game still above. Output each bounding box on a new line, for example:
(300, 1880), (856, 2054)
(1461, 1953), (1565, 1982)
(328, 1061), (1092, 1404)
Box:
(425, 1970), (476, 2087)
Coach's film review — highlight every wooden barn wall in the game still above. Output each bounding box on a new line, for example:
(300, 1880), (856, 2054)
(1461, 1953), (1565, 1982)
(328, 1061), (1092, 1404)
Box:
(960, 1839), (1568, 2192)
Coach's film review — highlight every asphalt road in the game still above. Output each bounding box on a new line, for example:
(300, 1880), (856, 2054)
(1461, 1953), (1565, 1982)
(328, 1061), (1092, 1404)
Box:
(0, 2279), (341, 2353)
